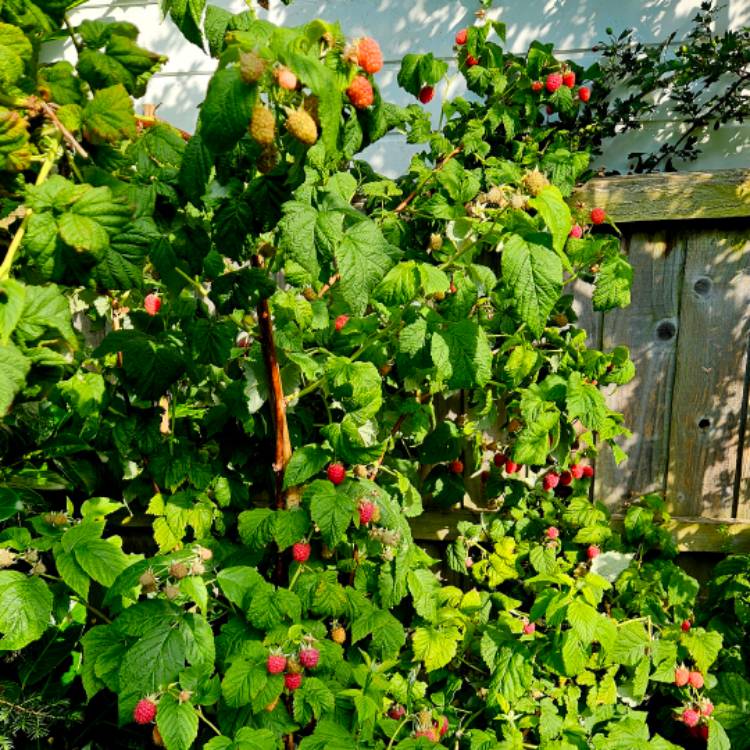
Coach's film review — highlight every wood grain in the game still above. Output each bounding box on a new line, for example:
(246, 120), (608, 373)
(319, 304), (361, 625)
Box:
(667, 229), (750, 517)
(596, 232), (686, 510)
(573, 170), (750, 223)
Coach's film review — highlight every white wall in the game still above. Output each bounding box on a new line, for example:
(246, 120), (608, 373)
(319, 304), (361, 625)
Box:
(66, 0), (750, 175)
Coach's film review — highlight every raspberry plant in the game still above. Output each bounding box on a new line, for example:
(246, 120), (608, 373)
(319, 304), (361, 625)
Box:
(0, 5), (747, 750)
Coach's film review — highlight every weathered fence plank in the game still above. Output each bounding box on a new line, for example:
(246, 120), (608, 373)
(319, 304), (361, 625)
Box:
(596, 232), (685, 508)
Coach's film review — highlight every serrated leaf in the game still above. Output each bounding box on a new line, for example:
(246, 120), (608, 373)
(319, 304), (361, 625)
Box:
(431, 319), (492, 389)
(156, 693), (199, 750)
(528, 184), (572, 257)
(593, 253), (633, 311)
(283, 445), (333, 490)
(0, 571), (53, 650)
(412, 626), (459, 671)
(0, 343), (30, 415)
(82, 84), (136, 144)
(306, 480), (356, 547)
(198, 67), (256, 153)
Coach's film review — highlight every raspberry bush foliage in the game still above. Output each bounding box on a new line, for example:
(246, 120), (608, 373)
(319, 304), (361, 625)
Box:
(0, 6), (747, 750)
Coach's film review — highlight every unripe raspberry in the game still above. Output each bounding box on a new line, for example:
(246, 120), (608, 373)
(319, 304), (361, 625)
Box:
(292, 541), (311, 563)
(570, 464), (585, 479)
(164, 584), (180, 600)
(681, 708), (700, 728)
(569, 224), (583, 239)
(465, 557), (474, 569)
(169, 561), (189, 580)
(257, 145), (278, 174)
(522, 169), (549, 196)
(0, 549), (16, 568)
(299, 646), (320, 669)
(546, 526), (560, 540)
(418, 86), (434, 103)
(178, 690), (192, 704)
(437, 716), (449, 736)
(688, 671), (704, 689)
(267, 652), (287, 674)
(357, 37), (383, 74)
(415, 728), (439, 742)
(587, 545), (601, 560)
(139, 569), (158, 593)
(590, 207), (606, 225)
(239, 51), (266, 84)
(531, 80), (543, 92)
(284, 672), (302, 691)
(429, 233), (443, 250)
(303, 94), (320, 125)
(578, 86), (591, 102)
(449, 459), (464, 474)
(358, 501), (375, 525)
(133, 697), (157, 724)
(546, 73), (563, 92)
(190, 560), (206, 575)
(249, 105), (276, 146)
(331, 624), (346, 644)
(197, 546), (213, 561)
(144, 293), (161, 316)
(675, 666), (690, 687)
(334, 314), (349, 331)
(681, 619), (691, 632)
(275, 67), (298, 90)
(562, 71), (576, 87)
(542, 472), (559, 491)
(285, 108), (318, 145)
(455, 28), (467, 45)
(522, 621), (536, 635)
(327, 463), (346, 485)
(347, 76), (374, 109)
(700, 700), (714, 717)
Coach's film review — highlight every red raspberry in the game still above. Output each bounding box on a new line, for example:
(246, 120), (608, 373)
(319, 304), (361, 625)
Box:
(284, 672), (302, 690)
(357, 37), (383, 74)
(455, 28), (467, 45)
(587, 545), (601, 560)
(437, 716), (449, 736)
(276, 67), (298, 90)
(570, 464), (585, 479)
(681, 619), (692, 632)
(358, 501), (375, 525)
(327, 463), (346, 485)
(415, 728), (439, 741)
(522, 621), (536, 635)
(347, 76), (374, 109)
(388, 704), (406, 720)
(545, 73), (563, 92)
(562, 71), (576, 87)
(133, 698), (157, 725)
(688, 671), (704, 689)
(505, 460), (520, 474)
(569, 224), (583, 239)
(144, 293), (161, 316)
(675, 666), (690, 687)
(466, 54), (479, 67)
(449, 459), (464, 474)
(582, 465), (594, 478)
(700, 700), (714, 717)
(542, 472), (559, 491)
(334, 314), (349, 331)
(590, 207), (606, 225)
(418, 86), (434, 103)
(493, 453), (507, 468)
(560, 470), (573, 486)
(546, 104), (554, 115)
(480, 470), (490, 482)
(681, 709), (700, 728)
(578, 86), (591, 102)
(698, 725), (709, 740)
(546, 526), (560, 540)
(299, 646), (320, 669)
(531, 80), (543, 92)
(292, 541), (311, 563)
(267, 653), (287, 674)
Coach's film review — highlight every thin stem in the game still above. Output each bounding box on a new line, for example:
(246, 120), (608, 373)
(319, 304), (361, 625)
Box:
(394, 146), (462, 214)
(0, 143), (60, 280)
(175, 266), (209, 296)
(196, 708), (221, 736)
(386, 717), (410, 750)
(63, 14), (82, 52)
(40, 573), (112, 623)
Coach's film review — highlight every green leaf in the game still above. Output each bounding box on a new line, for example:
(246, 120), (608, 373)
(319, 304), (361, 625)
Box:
(431, 320), (492, 389)
(397, 53), (448, 96)
(0, 278), (26, 344)
(682, 628), (722, 673)
(566, 372), (608, 432)
(15, 284), (76, 344)
(283, 445), (333, 490)
(490, 646), (533, 702)
(58, 212), (110, 254)
(293, 676), (335, 724)
(408, 569), (441, 622)
(273, 507), (311, 551)
(237, 508), (275, 551)
(198, 67), (256, 153)
(0, 571), (53, 650)
(306, 480), (356, 547)
(82, 84), (136, 144)
(609, 621), (649, 667)
(528, 185), (572, 257)
(567, 599), (600, 645)
(298, 720), (355, 750)
(593, 253), (633, 311)
(0, 343), (30, 416)
(74, 538), (133, 587)
(373, 261), (419, 305)
(502, 233), (563, 337)
(334, 218), (398, 315)
(412, 626), (459, 671)
(156, 693), (199, 750)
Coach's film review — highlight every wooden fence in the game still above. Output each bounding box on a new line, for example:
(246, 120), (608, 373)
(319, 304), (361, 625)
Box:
(412, 170), (750, 554)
